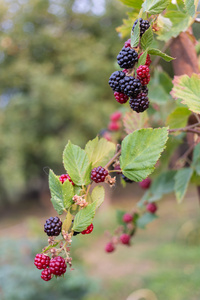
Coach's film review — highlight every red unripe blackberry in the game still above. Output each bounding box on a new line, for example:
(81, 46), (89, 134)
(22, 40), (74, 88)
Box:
(139, 177), (151, 189)
(59, 173), (74, 185)
(108, 121), (120, 131)
(129, 92), (149, 113)
(49, 256), (67, 276)
(136, 65), (150, 86)
(105, 242), (115, 253)
(138, 53), (152, 67)
(109, 71), (125, 92)
(117, 47), (138, 69)
(122, 69), (128, 74)
(41, 268), (52, 281)
(120, 76), (142, 97)
(114, 91), (129, 104)
(44, 216), (62, 236)
(132, 18), (150, 37)
(91, 166), (108, 183)
(121, 174), (133, 183)
(120, 233), (131, 245)
(123, 213), (133, 223)
(34, 253), (50, 270)
(124, 38), (131, 48)
(110, 111), (122, 122)
(81, 223), (94, 235)
(146, 202), (157, 214)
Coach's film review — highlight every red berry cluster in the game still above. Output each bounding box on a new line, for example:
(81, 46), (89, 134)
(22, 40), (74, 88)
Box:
(139, 177), (151, 189)
(34, 254), (67, 281)
(136, 65), (150, 86)
(108, 111), (122, 132)
(91, 166), (108, 183)
(146, 202), (157, 214)
(59, 173), (74, 185)
(81, 223), (94, 234)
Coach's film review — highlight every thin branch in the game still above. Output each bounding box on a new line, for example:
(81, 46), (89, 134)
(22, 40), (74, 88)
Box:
(104, 149), (121, 169)
(169, 126), (200, 135)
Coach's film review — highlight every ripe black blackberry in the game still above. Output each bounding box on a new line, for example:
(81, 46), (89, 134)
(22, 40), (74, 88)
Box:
(117, 47), (138, 69)
(129, 92), (149, 113)
(141, 85), (148, 95)
(120, 76), (142, 97)
(44, 216), (62, 236)
(91, 166), (108, 183)
(121, 174), (133, 183)
(132, 18), (150, 37)
(108, 71), (125, 92)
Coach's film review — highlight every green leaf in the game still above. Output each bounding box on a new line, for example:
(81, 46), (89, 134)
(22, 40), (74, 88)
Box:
(141, 28), (153, 50)
(118, 0), (143, 9)
(167, 107), (191, 129)
(72, 201), (96, 232)
(148, 48), (174, 62)
(131, 19), (140, 48)
(138, 49), (148, 66)
(116, 210), (126, 226)
(85, 137), (116, 168)
(62, 212), (73, 232)
(63, 141), (92, 186)
(150, 170), (176, 197)
(175, 168), (193, 203)
(123, 110), (149, 135)
(157, 11), (191, 42)
(120, 127), (168, 182)
(192, 143), (200, 175)
(91, 186), (105, 209)
(142, 0), (170, 15)
(136, 212), (158, 229)
(49, 170), (74, 215)
(171, 74), (200, 114)
(184, 0), (195, 17)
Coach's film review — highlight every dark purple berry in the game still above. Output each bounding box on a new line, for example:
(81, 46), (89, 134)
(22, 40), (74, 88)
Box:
(91, 166), (108, 183)
(117, 47), (138, 69)
(132, 18), (150, 37)
(129, 92), (149, 113)
(44, 216), (62, 236)
(108, 71), (125, 92)
(121, 174), (133, 183)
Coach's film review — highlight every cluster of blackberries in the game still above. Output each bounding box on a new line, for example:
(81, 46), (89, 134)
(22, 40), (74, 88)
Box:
(91, 166), (108, 183)
(34, 254), (67, 281)
(108, 18), (151, 113)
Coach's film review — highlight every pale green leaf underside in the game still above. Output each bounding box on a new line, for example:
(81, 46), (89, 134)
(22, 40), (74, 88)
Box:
(63, 141), (92, 186)
(142, 0), (170, 14)
(136, 212), (158, 229)
(175, 168), (193, 203)
(138, 49), (148, 66)
(184, 0), (195, 17)
(72, 201), (96, 232)
(85, 137), (116, 168)
(131, 19), (140, 48)
(171, 74), (200, 114)
(141, 28), (153, 50)
(91, 186), (105, 209)
(49, 169), (74, 215)
(167, 107), (191, 129)
(148, 48), (174, 62)
(120, 127), (168, 182)
(118, 0), (143, 9)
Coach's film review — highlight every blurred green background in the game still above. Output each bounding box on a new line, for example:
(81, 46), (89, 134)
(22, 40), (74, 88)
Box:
(0, 0), (200, 299)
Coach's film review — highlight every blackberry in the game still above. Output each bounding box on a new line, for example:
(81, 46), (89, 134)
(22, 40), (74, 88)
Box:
(124, 38), (131, 48)
(138, 53), (152, 67)
(49, 256), (67, 276)
(109, 71), (125, 92)
(136, 65), (150, 86)
(121, 174), (133, 183)
(114, 91), (129, 104)
(146, 202), (157, 214)
(120, 76), (142, 97)
(117, 47), (138, 69)
(44, 216), (62, 236)
(132, 18), (150, 37)
(91, 166), (108, 183)
(105, 242), (115, 253)
(129, 92), (149, 113)
(41, 268), (52, 281)
(120, 233), (131, 245)
(81, 223), (94, 235)
(34, 253), (50, 270)
(141, 85), (148, 95)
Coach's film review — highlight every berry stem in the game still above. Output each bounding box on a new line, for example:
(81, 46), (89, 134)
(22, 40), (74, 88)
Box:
(104, 149), (122, 169)
(108, 169), (122, 173)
